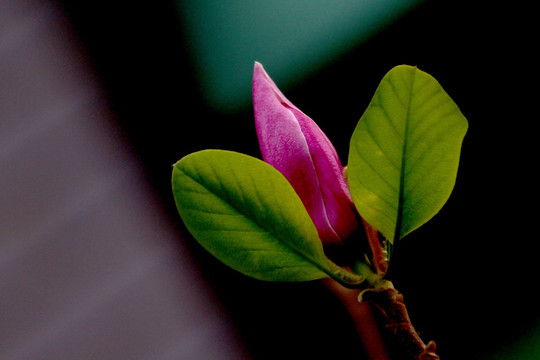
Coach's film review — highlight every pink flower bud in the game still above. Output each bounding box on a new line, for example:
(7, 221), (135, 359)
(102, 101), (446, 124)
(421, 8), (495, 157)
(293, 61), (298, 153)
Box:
(253, 62), (358, 246)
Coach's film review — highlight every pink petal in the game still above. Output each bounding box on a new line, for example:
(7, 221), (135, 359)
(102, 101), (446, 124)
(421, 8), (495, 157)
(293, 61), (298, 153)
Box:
(252, 62), (358, 246)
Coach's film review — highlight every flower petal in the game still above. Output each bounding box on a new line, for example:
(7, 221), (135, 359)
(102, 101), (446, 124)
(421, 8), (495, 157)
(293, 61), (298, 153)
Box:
(253, 62), (358, 246)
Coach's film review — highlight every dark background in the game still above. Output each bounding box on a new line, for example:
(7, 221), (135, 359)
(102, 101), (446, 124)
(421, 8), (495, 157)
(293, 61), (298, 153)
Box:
(54, 0), (536, 358)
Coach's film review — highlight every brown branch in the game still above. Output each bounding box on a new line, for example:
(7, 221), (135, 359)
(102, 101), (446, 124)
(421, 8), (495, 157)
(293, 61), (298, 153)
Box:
(362, 284), (439, 360)
(324, 279), (391, 360)
(324, 279), (439, 360)
(362, 219), (388, 276)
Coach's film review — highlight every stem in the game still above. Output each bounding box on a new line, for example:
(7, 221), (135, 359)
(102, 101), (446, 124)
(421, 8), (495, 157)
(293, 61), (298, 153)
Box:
(324, 279), (440, 360)
(325, 259), (368, 288)
(362, 219), (388, 276)
(362, 284), (439, 360)
(323, 279), (391, 360)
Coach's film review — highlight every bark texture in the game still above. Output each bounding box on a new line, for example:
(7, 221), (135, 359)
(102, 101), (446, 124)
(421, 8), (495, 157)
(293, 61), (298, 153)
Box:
(325, 279), (439, 360)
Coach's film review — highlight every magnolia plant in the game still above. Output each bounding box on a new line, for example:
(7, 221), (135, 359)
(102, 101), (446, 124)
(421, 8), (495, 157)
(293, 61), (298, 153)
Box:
(172, 63), (468, 359)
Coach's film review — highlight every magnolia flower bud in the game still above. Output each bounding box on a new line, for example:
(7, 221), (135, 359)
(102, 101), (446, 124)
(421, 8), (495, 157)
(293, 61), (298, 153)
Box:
(253, 62), (358, 246)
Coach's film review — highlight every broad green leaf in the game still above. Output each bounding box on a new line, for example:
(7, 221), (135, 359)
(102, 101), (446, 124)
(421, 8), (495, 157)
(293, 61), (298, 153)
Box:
(172, 150), (362, 284)
(348, 65), (468, 243)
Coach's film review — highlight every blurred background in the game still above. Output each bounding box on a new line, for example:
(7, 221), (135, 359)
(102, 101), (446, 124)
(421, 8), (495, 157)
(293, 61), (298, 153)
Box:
(1, 0), (537, 359)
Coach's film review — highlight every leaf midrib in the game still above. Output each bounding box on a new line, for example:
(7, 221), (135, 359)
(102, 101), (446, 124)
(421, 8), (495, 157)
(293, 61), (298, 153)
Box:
(394, 68), (417, 243)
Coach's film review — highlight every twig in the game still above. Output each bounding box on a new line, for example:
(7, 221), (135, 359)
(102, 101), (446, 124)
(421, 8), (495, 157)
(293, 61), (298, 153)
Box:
(361, 283), (439, 360)
(325, 279), (440, 359)
(362, 219), (388, 276)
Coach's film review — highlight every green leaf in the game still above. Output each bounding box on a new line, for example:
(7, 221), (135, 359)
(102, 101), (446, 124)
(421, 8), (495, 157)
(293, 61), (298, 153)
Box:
(348, 65), (468, 243)
(172, 150), (363, 284)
